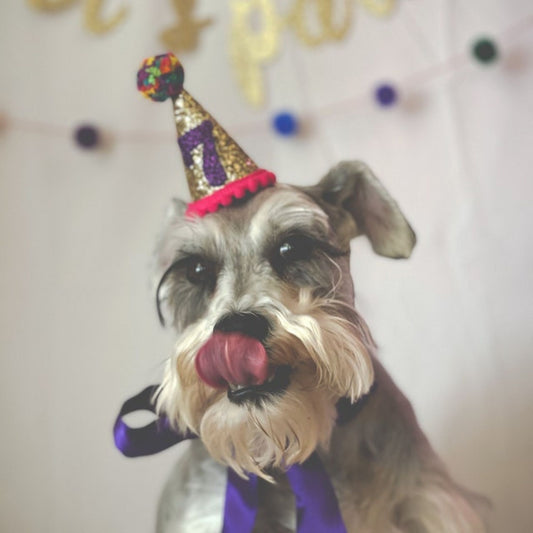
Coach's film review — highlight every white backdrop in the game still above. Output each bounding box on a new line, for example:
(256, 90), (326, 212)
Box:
(1, 1), (532, 532)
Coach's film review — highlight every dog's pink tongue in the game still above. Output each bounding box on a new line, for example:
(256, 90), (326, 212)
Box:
(195, 332), (269, 389)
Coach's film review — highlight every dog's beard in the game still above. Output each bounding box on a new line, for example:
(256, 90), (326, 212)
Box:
(156, 290), (375, 479)
(200, 382), (336, 478)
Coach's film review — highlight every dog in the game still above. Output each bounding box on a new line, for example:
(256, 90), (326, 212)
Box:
(149, 160), (487, 532)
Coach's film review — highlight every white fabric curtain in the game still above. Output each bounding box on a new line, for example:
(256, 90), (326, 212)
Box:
(0, 1), (531, 531)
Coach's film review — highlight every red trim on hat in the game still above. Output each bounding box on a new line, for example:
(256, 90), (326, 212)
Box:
(185, 169), (276, 217)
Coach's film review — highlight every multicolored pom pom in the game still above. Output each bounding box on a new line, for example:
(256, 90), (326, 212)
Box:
(137, 53), (184, 102)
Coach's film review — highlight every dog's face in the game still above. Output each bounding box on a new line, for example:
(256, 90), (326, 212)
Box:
(154, 161), (416, 477)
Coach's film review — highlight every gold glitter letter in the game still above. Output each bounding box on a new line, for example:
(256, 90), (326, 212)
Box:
(287, 0), (353, 47)
(28, 0), (77, 10)
(83, 0), (127, 34)
(229, 0), (280, 107)
(359, 0), (395, 17)
(161, 0), (214, 52)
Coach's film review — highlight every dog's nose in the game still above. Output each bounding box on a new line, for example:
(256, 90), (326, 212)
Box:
(214, 312), (270, 343)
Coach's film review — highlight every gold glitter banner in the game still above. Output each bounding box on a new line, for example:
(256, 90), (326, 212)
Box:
(161, 0), (214, 52)
(229, 0), (281, 107)
(28, 0), (127, 33)
(229, 0), (396, 106)
(28, 0), (76, 10)
(286, 0), (354, 47)
(359, 0), (395, 17)
(83, 0), (127, 34)
(27, 0), (396, 104)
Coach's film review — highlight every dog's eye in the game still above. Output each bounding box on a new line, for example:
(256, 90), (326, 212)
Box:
(277, 235), (313, 263)
(186, 257), (216, 287)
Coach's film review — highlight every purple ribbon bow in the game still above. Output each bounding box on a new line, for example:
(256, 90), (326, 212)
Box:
(114, 386), (348, 533)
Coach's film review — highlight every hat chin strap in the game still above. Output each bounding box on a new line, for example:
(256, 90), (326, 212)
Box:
(186, 169), (276, 217)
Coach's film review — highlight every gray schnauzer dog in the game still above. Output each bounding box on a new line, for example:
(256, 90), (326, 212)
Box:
(152, 161), (487, 533)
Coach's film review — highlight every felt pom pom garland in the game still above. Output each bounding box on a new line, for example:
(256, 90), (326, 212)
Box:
(3, 18), (530, 155)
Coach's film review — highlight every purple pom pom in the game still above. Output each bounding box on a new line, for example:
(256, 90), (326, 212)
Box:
(375, 84), (398, 107)
(74, 124), (100, 149)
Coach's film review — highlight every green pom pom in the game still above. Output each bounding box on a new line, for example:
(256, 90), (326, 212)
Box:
(472, 37), (498, 64)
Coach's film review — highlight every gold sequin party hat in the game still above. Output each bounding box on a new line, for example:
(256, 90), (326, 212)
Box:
(137, 53), (276, 217)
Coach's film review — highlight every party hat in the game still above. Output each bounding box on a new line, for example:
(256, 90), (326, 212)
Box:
(137, 53), (276, 217)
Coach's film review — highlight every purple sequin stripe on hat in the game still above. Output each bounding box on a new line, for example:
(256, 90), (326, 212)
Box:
(178, 120), (228, 187)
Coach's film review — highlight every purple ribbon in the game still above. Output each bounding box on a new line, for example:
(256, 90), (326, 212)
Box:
(223, 468), (259, 533)
(286, 455), (347, 533)
(113, 386), (347, 533)
(113, 386), (194, 456)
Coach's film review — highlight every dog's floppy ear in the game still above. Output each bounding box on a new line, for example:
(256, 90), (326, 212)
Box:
(305, 161), (416, 259)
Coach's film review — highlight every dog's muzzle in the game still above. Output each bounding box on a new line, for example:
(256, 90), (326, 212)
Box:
(194, 313), (291, 404)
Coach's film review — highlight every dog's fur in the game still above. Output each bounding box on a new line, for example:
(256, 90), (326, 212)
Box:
(153, 161), (487, 532)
